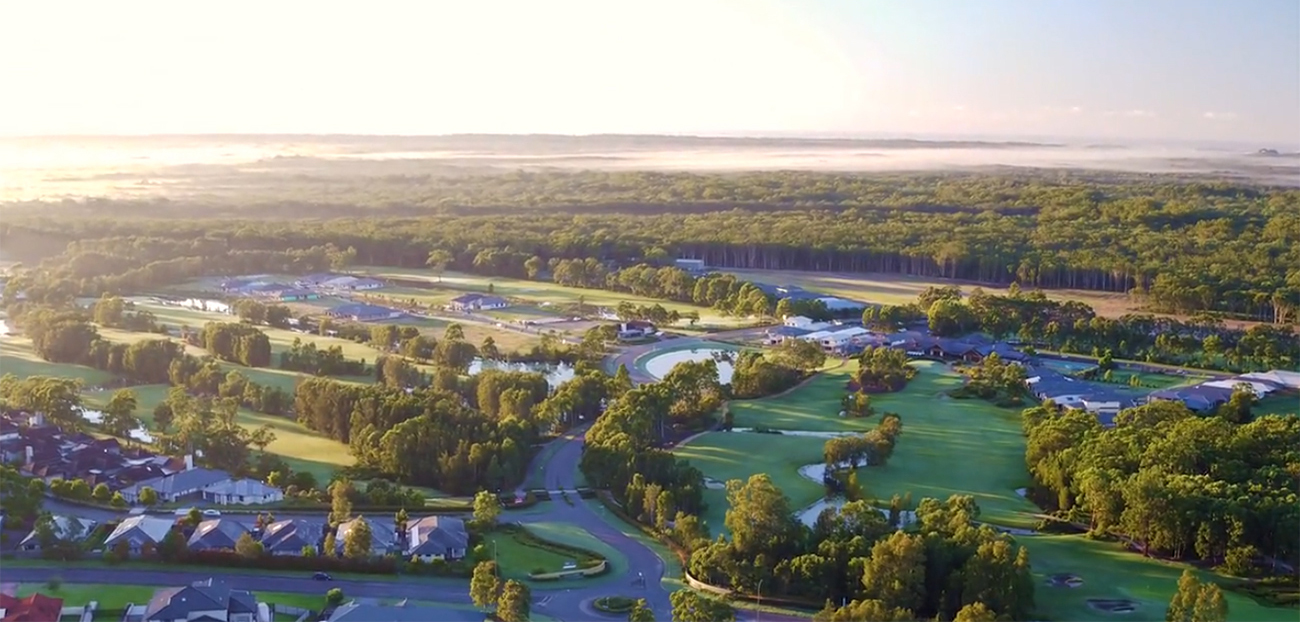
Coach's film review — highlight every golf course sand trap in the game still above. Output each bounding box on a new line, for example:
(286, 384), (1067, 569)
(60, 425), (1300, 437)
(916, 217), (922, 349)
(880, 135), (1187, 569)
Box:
(1087, 598), (1139, 614)
(1045, 573), (1084, 588)
(702, 477), (727, 490)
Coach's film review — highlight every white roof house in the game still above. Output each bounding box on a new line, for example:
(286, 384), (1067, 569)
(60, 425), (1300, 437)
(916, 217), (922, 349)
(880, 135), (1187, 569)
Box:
(820, 326), (870, 346)
(104, 515), (174, 551)
(800, 330), (837, 342)
(1237, 370), (1300, 390)
(1200, 379), (1280, 397)
(202, 478), (285, 505)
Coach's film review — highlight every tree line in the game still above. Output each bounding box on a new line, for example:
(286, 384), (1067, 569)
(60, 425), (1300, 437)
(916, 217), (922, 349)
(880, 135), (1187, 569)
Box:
(4, 171), (1296, 322)
(1022, 400), (1299, 571)
(885, 285), (1298, 373)
(688, 476), (1036, 621)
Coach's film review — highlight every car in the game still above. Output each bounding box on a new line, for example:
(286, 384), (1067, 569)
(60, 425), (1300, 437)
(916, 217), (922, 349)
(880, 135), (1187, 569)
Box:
(202, 509), (221, 517)
(313, 572), (333, 581)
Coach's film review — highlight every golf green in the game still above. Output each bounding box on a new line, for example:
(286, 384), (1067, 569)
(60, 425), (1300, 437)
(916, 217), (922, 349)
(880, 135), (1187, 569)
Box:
(727, 360), (874, 432)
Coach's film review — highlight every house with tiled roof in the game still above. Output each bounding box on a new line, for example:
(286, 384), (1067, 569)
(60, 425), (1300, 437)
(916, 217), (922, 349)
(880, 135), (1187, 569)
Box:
(144, 578), (259, 622)
(188, 519), (250, 552)
(0, 593), (64, 622)
(260, 519), (324, 556)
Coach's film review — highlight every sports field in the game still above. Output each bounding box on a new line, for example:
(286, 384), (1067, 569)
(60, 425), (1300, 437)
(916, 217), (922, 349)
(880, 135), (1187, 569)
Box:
(1024, 535), (1287, 622)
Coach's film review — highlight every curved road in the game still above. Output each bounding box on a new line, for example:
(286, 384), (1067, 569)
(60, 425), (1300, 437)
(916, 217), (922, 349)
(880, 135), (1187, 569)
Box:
(16, 331), (800, 621)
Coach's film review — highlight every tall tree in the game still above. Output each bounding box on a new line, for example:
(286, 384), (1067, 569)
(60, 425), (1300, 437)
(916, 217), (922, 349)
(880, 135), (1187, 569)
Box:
(470, 561), (501, 610)
(497, 579), (531, 622)
(342, 517), (373, 559)
(329, 479), (355, 525)
(101, 388), (141, 440)
(472, 490), (501, 531)
(627, 599), (656, 622)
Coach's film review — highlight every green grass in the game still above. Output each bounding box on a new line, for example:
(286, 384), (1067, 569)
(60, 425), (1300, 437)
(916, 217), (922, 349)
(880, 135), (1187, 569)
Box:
(1255, 394), (1299, 417)
(674, 431), (829, 534)
(523, 522), (630, 586)
(354, 266), (750, 328)
(728, 361), (870, 432)
(13, 582), (158, 608)
(485, 528), (579, 581)
(858, 360), (1039, 528)
(258, 590), (328, 610)
(0, 338), (115, 386)
(81, 382), (354, 482)
(1022, 535), (1290, 622)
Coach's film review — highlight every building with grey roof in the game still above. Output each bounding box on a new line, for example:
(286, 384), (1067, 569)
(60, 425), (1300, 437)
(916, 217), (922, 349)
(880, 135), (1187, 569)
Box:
(120, 467), (233, 504)
(145, 578), (258, 622)
(188, 519), (250, 552)
(406, 515), (468, 561)
(327, 600), (481, 622)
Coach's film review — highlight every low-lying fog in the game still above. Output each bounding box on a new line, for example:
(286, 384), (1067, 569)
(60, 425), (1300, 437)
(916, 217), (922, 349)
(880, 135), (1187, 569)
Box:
(1, 135), (1296, 200)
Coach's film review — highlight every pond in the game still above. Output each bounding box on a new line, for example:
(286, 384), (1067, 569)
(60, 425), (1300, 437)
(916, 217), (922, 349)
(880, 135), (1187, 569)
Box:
(469, 358), (576, 388)
(641, 347), (736, 384)
(79, 409), (155, 444)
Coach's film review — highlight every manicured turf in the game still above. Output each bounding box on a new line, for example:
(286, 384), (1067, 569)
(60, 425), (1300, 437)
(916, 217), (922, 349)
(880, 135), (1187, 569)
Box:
(1255, 394), (1299, 417)
(81, 382), (355, 482)
(486, 528), (579, 581)
(728, 360), (873, 432)
(13, 582), (157, 608)
(0, 338), (116, 386)
(860, 360), (1038, 528)
(1022, 535), (1289, 622)
(673, 431), (829, 534)
(525, 522), (630, 586)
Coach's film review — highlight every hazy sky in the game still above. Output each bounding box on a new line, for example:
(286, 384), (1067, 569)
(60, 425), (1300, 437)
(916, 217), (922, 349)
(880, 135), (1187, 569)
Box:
(3, 0), (1297, 143)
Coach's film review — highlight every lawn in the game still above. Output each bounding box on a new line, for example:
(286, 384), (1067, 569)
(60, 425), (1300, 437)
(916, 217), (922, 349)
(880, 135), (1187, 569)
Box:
(354, 266), (751, 328)
(1255, 394), (1298, 417)
(1022, 535), (1290, 622)
(523, 522), (630, 586)
(673, 431), (829, 534)
(13, 582), (157, 608)
(485, 528), (579, 581)
(859, 360), (1039, 528)
(81, 383), (355, 482)
(727, 360), (871, 432)
(0, 338), (115, 386)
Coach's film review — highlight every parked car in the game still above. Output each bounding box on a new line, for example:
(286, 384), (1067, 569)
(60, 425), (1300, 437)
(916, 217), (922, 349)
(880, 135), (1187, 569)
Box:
(313, 572), (332, 581)
(202, 509), (221, 517)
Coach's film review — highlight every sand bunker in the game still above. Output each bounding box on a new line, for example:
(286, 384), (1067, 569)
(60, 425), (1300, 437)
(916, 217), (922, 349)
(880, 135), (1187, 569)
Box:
(1087, 599), (1138, 614)
(1045, 573), (1084, 588)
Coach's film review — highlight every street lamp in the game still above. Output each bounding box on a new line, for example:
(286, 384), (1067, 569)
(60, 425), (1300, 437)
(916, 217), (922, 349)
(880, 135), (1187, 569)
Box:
(756, 579), (763, 622)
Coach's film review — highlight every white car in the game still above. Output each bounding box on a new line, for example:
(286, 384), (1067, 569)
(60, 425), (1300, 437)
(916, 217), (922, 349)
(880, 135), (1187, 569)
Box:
(202, 509), (222, 517)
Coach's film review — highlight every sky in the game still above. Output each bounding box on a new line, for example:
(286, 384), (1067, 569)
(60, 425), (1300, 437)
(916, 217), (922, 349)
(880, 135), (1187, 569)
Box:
(2, 0), (1297, 144)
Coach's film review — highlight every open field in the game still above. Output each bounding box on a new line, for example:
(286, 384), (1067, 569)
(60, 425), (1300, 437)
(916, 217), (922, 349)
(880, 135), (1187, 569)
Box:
(721, 268), (1267, 329)
(727, 361), (869, 432)
(673, 431), (829, 534)
(81, 383), (354, 482)
(860, 360), (1038, 528)
(353, 266), (754, 329)
(1255, 394), (1299, 417)
(1023, 535), (1289, 622)
(0, 338), (116, 386)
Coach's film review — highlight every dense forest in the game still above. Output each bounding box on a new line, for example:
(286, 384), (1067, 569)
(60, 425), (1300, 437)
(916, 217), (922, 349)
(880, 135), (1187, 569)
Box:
(3, 171), (1298, 322)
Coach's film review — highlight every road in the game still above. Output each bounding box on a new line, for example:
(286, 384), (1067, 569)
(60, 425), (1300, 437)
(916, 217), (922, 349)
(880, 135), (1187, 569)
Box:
(23, 325), (807, 621)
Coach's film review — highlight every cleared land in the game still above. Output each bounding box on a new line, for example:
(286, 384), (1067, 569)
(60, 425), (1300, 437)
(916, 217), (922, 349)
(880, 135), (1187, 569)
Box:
(353, 266), (753, 329)
(1024, 535), (1286, 622)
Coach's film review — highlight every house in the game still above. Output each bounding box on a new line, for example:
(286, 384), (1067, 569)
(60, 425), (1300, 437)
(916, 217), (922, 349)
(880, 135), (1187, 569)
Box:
(765, 325), (812, 345)
(104, 515), (176, 554)
(673, 258), (706, 272)
(294, 273), (341, 288)
(144, 579), (260, 622)
(448, 293), (508, 311)
(782, 316), (834, 332)
(753, 283), (822, 301)
(1237, 370), (1300, 390)
(120, 468), (232, 504)
(201, 479), (284, 505)
(0, 418), (19, 442)
(974, 342), (1028, 362)
(260, 519), (324, 556)
(327, 601), (480, 622)
(0, 593), (64, 622)
(188, 519), (250, 552)
(325, 303), (404, 322)
(1148, 385), (1235, 412)
(406, 515), (468, 561)
(333, 518), (398, 556)
(18, 515), (97, 551)
(818, 326), (871, 350)
(320, 276), (384, 291)
(617, 321), (656, 340)
(1198, 378), (1282, 397)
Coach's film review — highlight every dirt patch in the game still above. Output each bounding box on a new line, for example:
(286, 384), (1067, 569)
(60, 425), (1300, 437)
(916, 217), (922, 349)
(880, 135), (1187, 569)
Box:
(1087, 598), (1139, 614)
(1045, 573), (1084, 588)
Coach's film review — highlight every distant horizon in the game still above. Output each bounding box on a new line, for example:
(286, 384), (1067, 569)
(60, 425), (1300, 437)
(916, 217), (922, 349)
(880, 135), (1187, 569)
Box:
(1, 131), (1292, 152)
